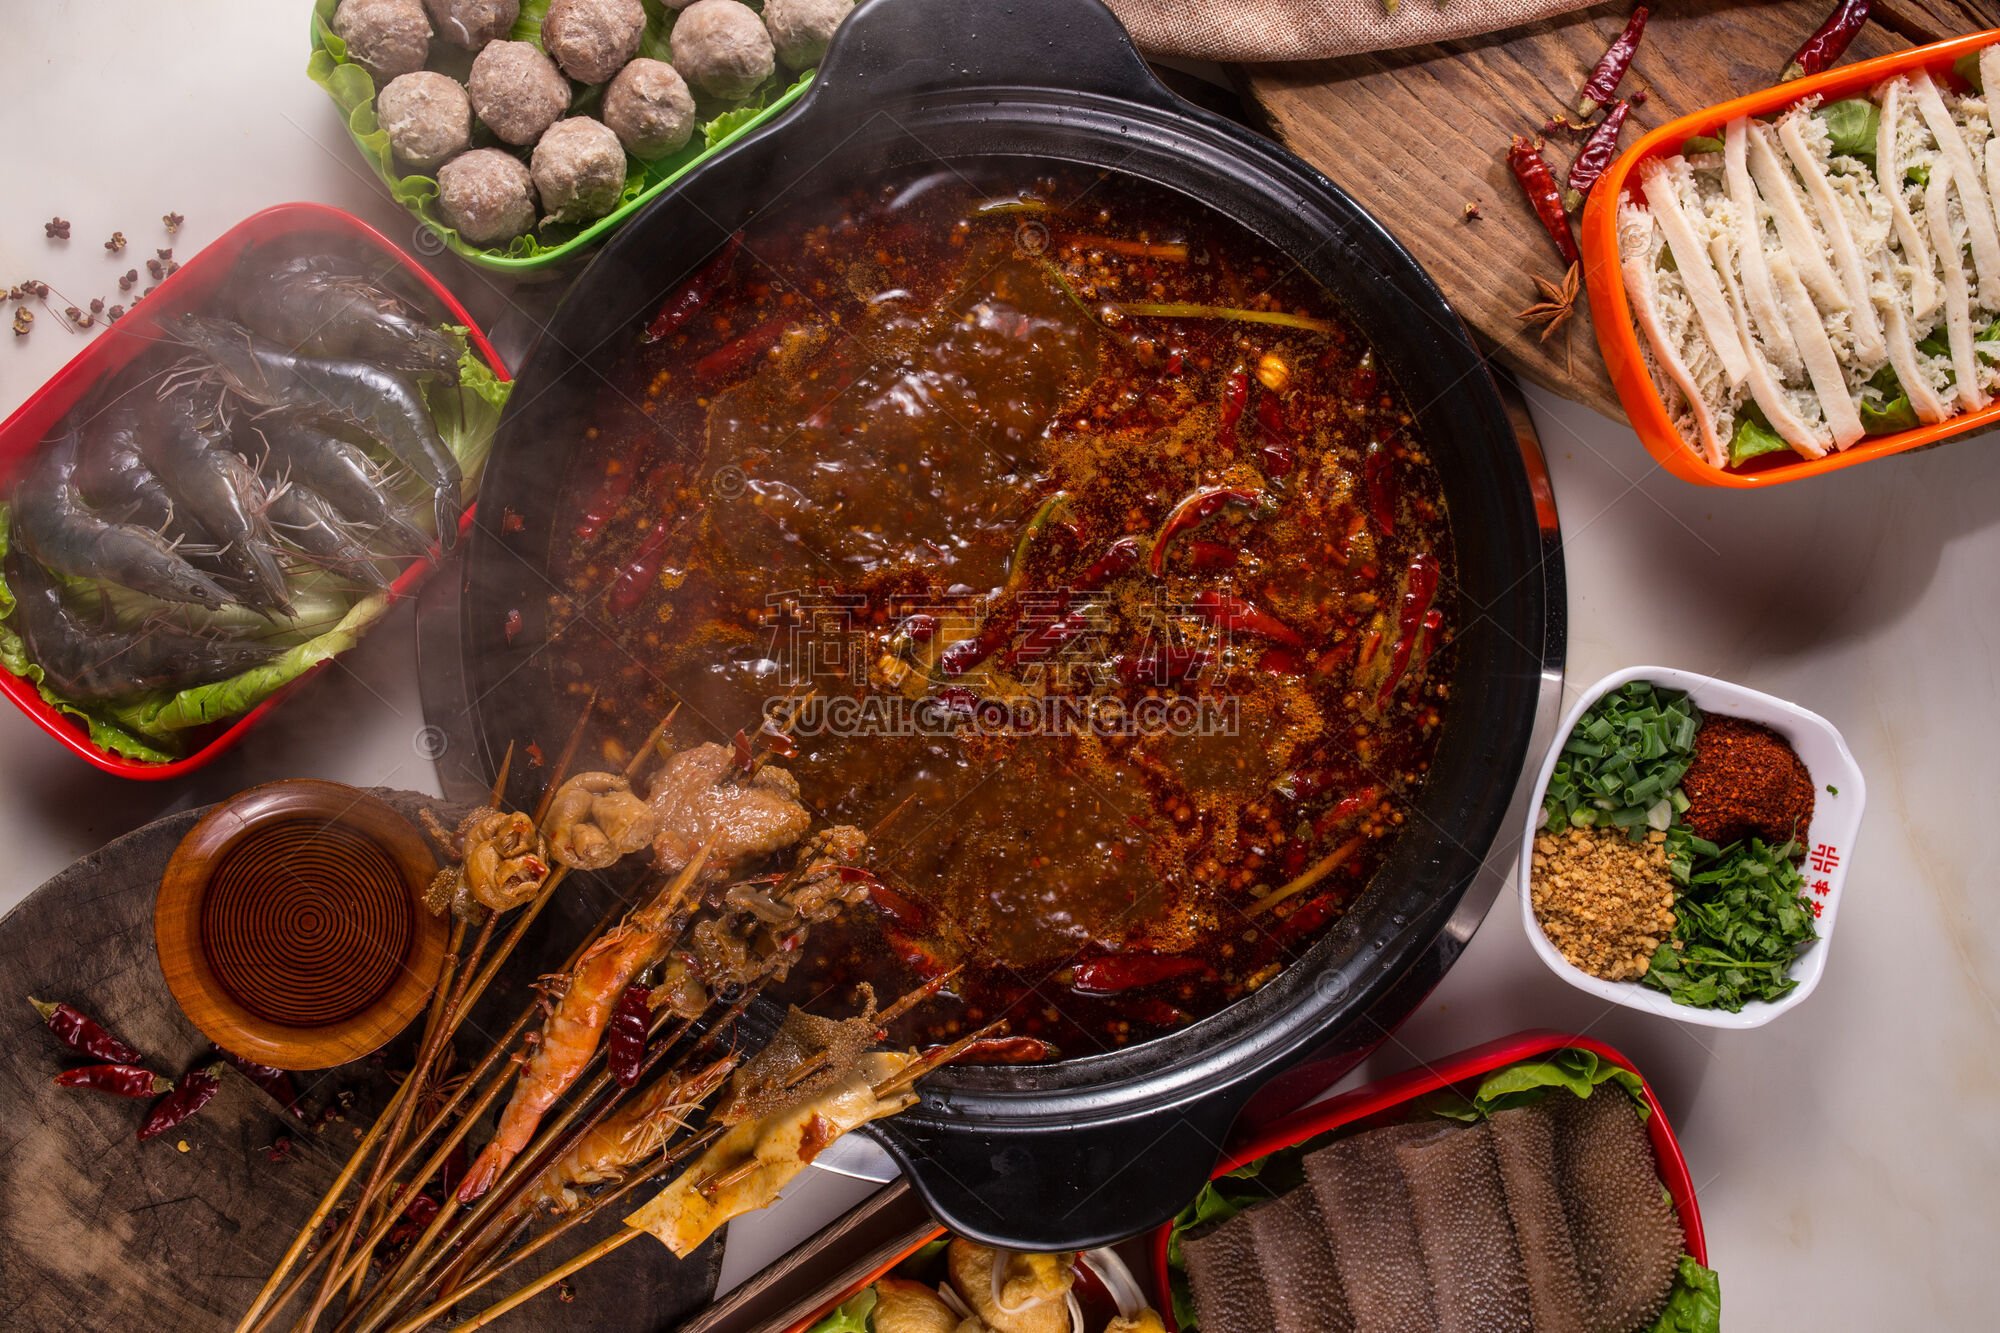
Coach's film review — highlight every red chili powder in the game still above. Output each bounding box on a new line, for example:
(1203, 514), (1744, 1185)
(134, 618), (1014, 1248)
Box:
(1681, 715), (1815, 848)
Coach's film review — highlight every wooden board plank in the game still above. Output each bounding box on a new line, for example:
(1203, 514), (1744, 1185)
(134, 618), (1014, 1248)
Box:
(1242, 0), (2000, 418)
(0, 792), (721, 1332)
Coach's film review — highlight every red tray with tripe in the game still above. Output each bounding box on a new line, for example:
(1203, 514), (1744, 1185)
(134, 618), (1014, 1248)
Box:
(1148, 1029), (1710, 1331)
(0, 202), (508, 779)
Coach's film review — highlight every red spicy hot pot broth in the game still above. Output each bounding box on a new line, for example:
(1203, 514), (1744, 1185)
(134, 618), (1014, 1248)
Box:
(547, 165), (1455, 1058)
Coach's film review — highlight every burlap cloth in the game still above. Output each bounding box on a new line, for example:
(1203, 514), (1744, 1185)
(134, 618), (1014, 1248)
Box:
(1104, 0), (1603, 61)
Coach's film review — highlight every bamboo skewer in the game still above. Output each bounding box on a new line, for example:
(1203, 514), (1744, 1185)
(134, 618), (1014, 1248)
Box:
(346, 848), (718, 1331)
(241, 699), (668, 1333)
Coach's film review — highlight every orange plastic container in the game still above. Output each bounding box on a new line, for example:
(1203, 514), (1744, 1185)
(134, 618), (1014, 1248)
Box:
(1582, 28), (2000, 487)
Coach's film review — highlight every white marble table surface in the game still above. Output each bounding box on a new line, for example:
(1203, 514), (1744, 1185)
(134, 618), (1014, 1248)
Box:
(3, 4), (1996, 1327)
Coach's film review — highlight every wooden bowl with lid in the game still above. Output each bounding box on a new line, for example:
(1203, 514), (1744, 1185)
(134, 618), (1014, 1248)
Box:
(155, 780), (447, 1070)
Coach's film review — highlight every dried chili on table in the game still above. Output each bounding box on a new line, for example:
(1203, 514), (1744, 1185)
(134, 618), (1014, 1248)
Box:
(1508, 137), (1583, 268)
(1565, 98), (1634, 209)
(30, 998), (142, 1065)
(219, 1049), (303, 1118)
(1577, 5), (1649, 117)
(54, 1064), (170, 1098)
(139, 1062), (223, 1142)
(1783, 0), (1871, 81)
(608, 985), (652, 1089)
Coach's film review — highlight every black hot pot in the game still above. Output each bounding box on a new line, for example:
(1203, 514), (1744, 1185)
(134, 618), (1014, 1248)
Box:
(454, 0), (1564, 1248)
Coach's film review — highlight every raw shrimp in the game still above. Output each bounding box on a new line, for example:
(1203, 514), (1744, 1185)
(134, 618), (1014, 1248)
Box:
(172, 315), (462, 547)
(5, 552), (276, 701)
(456, 861), (703, 1203)
(232, 250), (461, 380)
(236, 415), (434, 558)
(514, 1056), (735, 1216)
(75, 399), (205, 543)
(11, 425), (237, 611)
(266, 484), (392, 589)
(140, 388), (294, 615)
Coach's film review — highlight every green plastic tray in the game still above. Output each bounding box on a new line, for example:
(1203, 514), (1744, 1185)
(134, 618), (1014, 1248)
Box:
(307, 0), (813, 274)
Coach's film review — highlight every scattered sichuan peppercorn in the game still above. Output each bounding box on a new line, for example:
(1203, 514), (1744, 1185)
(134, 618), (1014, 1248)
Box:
(55, 1064), (172, 1098)
(30, 998), (144, 1065)
(1463, 201), (1483, 221)
(104, 231), (126, 252)
(139, 1062), (224, 1142)
(1680, 715), (1816, 847)
(12, 309), (32, 336)
(163, 211), (184, 233)
(119, 268), (137, 291)
(146, 258), (164, 279)
(44, 217), (71, 240)
(107, 304), (125, 322)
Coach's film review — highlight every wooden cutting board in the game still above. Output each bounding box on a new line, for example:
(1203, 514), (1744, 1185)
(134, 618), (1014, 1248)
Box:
(0, 790), (722, 1332)
(1242, 0), (2000, 419)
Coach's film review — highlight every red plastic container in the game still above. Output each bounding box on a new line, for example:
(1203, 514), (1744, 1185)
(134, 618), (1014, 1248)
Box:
(1148, 1029), (1707, 1328)
(0, 202), (508, 779)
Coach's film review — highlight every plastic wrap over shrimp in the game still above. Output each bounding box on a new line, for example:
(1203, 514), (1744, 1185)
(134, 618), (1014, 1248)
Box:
(423, 808), (551, 917)
(543, 771), (659, 870)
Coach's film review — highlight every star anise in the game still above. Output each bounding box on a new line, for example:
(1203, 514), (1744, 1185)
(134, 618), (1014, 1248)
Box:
(1516, 261), (1582, 371)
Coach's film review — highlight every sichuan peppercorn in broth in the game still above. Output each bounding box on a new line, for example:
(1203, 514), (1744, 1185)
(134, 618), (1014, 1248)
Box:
(549, 167), (1457, 1055)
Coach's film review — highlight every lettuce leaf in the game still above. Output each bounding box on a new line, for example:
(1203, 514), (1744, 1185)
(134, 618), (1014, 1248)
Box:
(1646, 1256), (1723, 1332)
(309, 0), (813, 266)
(0, 331), (509, 760)
(1421, 1046), (1648, 1122)
(1728, 404), (1791, 467)
(804, 1287), (876, 1333)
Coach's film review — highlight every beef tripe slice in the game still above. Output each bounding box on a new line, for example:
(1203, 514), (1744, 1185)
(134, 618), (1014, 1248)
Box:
(1551, 1089), (1684, 1332)
(1304, 1122), (1447, 1333)
(1488, 1103), (1590, 1333)
(1182, 1203), (1279, 1332)
(1395, 1121), (1532, 1333)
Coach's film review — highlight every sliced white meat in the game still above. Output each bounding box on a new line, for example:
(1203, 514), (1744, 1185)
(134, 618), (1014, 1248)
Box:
(1710, 231), (1831, 455)
(1723, 117), (1802, 375)
(1923, 159), (1990, 412)
(1911, 70), (2000, 308)
(1622, 247), (1727, 467)
(1776, 106), (1887, 364)
(1880, 299), (1952, 425)
(1746, 120), (1849, 311)
(1769, 250), (1864, 449)
(1638, 157), (1750, 387)
(1878, 77), (1940, 323)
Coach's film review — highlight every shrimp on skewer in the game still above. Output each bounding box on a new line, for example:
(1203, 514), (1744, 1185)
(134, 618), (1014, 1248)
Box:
(455, 843), (714, 1204)
(513, 1055), (737, 1218)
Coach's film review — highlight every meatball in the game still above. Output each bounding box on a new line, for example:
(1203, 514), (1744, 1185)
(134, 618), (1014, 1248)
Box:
(437, 148), (538, 245)
(542, 0), (647, 85)
(670, 0), (774, 101)
(333, 0), (433, 84)
(531, 117), (628, 224)
(469, 40), (570, 145)
(602, 58), (696, 158)
(376, 72), (473, 171)
(762, 0), (849, 71)
(422, 0), (519, 48)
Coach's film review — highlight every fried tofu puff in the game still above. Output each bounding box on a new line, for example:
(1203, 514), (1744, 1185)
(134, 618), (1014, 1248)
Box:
(945, 1240), (1073, 1333)
(872, 1279), (969, 1333)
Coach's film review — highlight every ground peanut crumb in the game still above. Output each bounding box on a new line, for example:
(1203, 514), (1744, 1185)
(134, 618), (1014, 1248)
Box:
(1531, 827), (1676, 981)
